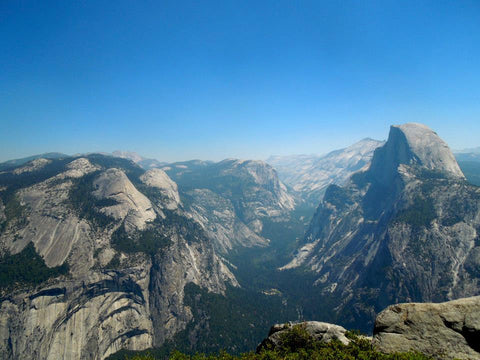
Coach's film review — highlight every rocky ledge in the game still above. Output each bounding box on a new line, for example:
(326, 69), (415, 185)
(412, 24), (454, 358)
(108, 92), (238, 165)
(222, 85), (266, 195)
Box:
(256, 321), (350, 353)
(373, 296), (480, 360)
(259, 296), (480, 360)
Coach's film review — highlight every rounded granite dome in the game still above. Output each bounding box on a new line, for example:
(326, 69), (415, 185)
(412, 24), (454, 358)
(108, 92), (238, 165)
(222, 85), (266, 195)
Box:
(369, 122), (464, 184)
(393, 123), (464, 178)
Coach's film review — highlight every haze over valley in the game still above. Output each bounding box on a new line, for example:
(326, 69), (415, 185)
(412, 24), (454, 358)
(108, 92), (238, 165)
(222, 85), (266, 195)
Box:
(1, 123), (480, 359)
(2, 1), (480, 359)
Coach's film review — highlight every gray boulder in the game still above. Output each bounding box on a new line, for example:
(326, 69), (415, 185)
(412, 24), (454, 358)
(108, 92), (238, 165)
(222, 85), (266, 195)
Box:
(373, 296), (480, 359)
(256, 321), (350, 353)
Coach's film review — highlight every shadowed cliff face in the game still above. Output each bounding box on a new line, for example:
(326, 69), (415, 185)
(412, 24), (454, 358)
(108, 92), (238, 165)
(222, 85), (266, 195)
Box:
(0, 269), (153, 360)
(283, 123), (480, 332)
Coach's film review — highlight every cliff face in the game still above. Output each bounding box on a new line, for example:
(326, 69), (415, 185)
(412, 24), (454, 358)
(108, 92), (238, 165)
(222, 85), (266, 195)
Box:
(0, 267), (153, 360)
(283, 123), (480, 330)
(0, 154), (239, 359)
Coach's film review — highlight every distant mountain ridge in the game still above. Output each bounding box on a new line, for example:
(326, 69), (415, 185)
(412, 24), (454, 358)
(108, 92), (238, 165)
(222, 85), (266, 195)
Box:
(453, 147), (480, 164)
(0, 152), (69, 171)
(454, 146), (480, 154)
(455, 153), (480, 163)
(267, 138), (385, 206)
(111, 150), (167, 170)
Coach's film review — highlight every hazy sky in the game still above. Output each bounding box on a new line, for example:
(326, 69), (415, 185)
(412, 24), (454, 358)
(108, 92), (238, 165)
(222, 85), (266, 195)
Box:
(1, 1), (479, 162)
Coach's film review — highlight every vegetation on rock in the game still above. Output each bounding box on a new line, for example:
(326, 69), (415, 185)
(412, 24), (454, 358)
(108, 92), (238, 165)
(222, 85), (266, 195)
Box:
(114, 325), (432, 360)
(68, 170), (118, 228)
(110, 219), (171, 256)
(0, 242), (69, 290)
(393, 195), (436, 229)
(0, 195), (27, 233)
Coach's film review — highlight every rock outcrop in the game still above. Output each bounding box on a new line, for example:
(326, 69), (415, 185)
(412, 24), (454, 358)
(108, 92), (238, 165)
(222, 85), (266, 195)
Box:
(149, 232), (238, 346)
(258, 296), (480, 359)
(5, 158), (99, 269)
(140, 168), (181, 210)
(185, 188), (267, 253)
(12, 158), (52, 175)
(373, 296), (480, 359)
(217, 159), (295, 217)
(369, 123), (464, 186)
(93, 168), (156, 231)
(256, 321), (350, 353)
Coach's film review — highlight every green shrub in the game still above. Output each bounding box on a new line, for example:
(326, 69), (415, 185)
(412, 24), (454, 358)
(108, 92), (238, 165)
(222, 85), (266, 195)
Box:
(276, 324), (315, 353)
(114, 325), (433, 360)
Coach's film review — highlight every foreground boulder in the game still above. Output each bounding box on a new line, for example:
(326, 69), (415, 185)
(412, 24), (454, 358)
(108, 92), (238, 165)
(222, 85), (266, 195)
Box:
(256, 321), (350, 353)
(373, 296), (480, 360)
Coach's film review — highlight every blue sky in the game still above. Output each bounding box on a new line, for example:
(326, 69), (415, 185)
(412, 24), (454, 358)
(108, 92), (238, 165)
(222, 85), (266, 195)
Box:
(1, 0), (479, 162)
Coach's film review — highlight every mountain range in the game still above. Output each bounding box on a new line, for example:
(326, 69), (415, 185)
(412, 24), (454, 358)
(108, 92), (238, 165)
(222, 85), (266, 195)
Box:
(0, 123), (479, 359)
(0, 153), (299, 359)
(267, 138), (384, 207)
